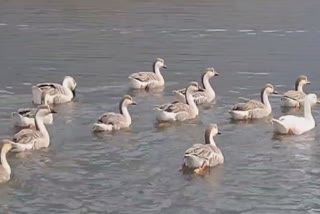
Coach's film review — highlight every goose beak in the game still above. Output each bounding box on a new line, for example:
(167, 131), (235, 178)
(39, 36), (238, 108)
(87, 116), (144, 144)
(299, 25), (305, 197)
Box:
(162, 65), (167, 69)
(317, 99), (320, 104)
(72, 89), (76, 97)
(214, 72), (220, 76)
(132, 101), (137, 105)
(307, 81), (311, 84)
(217, 132), (222, 135)
(51, 109), (57, 114)
(272, 91), (279, 95)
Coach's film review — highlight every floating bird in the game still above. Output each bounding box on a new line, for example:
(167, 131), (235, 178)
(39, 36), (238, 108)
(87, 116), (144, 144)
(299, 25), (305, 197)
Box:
(0, 141), (13, 183)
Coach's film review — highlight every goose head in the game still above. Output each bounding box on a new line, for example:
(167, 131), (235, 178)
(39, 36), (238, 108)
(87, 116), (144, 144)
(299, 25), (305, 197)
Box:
(305, 93), (320, 105)
(122, 95), (137, 106)
(186, 81), (200, 94)
(263, 83), (278, 95)
(36, 105), (57, 117)
(63, 76), (77, 96)
(204, 67), (219, 78)
(154, 58), (167, 70)
(204, 123), (221, 144)
(295, 75), (310, 90)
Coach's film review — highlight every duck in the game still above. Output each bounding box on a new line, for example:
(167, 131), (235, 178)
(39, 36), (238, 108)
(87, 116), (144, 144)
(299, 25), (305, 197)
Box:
(0, 141), (13, 183)
(173, 67), (219, 104)
(32, 76), (77, 105)
(11, 93), (53, 128)
(182, 123), (224, 174)
(92, 95), (137, 132)
(272, 93), (320, 135)
(154, 82), (199, 122)
(229, 83), (278, 120)
(281, 75), (310, 108)
(128, 58), (167, 89)
(8, 105), (57, 152)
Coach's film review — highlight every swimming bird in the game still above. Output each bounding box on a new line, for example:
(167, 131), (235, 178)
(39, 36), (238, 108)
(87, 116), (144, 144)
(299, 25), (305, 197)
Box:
(281, 75), (310, 108)
(0, 141), (13, 183)
(173, 67), (219, 104)
(154, 82), (199, 122)
(92, 95), (137, 132)
(8, 105), (57, 152)
(272, 93), (320, 135)
(11, 94), (53, 128)
(182, 123), (224, 174)
(32, 76), (77, 105)
(128, 58), (167, 89)
(229, 83), (278, 120)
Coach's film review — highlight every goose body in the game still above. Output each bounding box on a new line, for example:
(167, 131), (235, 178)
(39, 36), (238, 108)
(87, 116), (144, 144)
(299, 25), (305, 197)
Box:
(229, 83), (277, 120)
(183, 124), (224, 174)
(92, 95), (136, 132)
(128, 58), (167, 89)
(32, 76), (77, 105)
(154, 82), (199, 122)
(272, 94), (319, 135)
(173, 67), (219, 104)
(11, 94), (53, 127)
(0, 142), (13, 183)
(281, 75), (310, 108)
(9, 105), (56, 152)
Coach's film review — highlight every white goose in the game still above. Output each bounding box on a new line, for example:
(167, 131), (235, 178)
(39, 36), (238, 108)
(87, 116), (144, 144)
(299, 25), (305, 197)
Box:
(11, 94), (53, 128)
(281, 75), (310, 108)
(229, 83), (277, 120)
(154, 82), (199, 122)
(0, 142), (13, 183)
(32, 76), (77, 105)
(8, 105), (57, 152)
(272, 94), (320, 135)
(173, 67), (219, 104)
(183, 123), (224, 174)
(92, 95), (137, 132)
(128, 58), (167, 89)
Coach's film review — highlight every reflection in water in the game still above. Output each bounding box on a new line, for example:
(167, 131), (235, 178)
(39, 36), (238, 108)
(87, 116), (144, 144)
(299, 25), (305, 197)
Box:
(127, 86), (164, 98)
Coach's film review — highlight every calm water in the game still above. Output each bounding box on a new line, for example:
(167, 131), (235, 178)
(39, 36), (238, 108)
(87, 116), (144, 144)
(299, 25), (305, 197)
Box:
(1, 0), (320, 213)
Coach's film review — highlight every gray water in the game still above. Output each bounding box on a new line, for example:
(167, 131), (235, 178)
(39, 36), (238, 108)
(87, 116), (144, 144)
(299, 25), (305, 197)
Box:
(1, 0), (320, 213)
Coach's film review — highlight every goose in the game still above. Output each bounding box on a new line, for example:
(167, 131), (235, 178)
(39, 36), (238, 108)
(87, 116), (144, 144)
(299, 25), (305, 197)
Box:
(0, 141), (13, 183)
(128, 58), (167, 89)
(281, 75), (310, 108)
(154, 82), (199, 122)
(92, 95), (137, 132)
(272, 93), (320, 135)
(11, 94), (53, 128)
(8, 105), (57, 152)
(182, 123), (224, 174)
(229, 83), (278, 120)
(32, 76), (77, 105)
(173, 67), (219, 104)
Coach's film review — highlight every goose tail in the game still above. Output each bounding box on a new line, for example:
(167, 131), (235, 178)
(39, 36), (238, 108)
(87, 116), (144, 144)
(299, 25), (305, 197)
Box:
(92, 123), (113, 132)
(32, 86), (43, 105)
(272, 118), (289, 134)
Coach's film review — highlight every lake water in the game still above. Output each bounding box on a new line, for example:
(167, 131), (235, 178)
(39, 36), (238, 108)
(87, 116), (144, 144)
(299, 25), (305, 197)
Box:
(1, 0), (320, 213)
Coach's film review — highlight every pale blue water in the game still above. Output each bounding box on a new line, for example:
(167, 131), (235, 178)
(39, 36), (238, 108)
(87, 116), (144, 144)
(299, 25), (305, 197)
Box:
(1, 0), (320, 213)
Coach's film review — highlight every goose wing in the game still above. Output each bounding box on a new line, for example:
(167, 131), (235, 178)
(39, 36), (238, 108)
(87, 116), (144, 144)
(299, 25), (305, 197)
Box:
(185, 144), (212, 161)
(232, 100), (265, 111)
(98, 113), (125, 125)
(283, 90), (305, 101)
(162, 101), (190, 113)
(129, 72), (158, 82)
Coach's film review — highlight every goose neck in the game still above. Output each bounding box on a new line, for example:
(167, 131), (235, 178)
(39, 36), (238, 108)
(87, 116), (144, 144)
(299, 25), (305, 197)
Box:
(1, 149), (10, 175)
(119, 101), (131, 123)
(186, 90), (199, 116)
(35, 113), (49, 140)
(261, 89), (271, 111)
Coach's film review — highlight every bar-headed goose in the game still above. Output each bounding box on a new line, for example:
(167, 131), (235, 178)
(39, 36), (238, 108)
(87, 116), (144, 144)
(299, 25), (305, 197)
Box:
(272, 94), (320, 135)
(173, 67), (219, 104)
(229, 83), (277, 120)
(182, 123), (224, 174)
(0, 141), (13, 183)
(281, 75), (310, 108)
(92, 95), (137, 132)
(11, 94), (53, 128)
(32, 76), (77, 105)
(128, 58), (167, 89)
(154, 82), (199, 122)
(9, 105), (57, 152)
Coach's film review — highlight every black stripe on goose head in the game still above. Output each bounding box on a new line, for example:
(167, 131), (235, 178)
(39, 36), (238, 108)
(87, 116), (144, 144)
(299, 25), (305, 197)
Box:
(295, 75), (309, 90)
